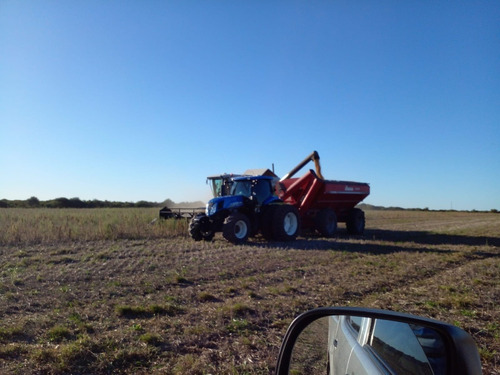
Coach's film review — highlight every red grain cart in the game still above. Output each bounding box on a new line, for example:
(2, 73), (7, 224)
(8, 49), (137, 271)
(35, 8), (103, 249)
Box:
(278, 151), (370, 235)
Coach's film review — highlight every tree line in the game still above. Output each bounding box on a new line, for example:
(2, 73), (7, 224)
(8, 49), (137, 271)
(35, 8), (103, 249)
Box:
(358, 203), (498, 213)
(1, 198), (496, 213)
(0, 196), (165, 209)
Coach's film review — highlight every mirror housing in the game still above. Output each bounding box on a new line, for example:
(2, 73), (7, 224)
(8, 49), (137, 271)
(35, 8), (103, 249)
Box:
(275, 307), (482, 375)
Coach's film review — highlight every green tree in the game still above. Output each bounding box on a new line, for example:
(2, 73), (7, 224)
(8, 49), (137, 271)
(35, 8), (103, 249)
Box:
(27, 196), (40, 207)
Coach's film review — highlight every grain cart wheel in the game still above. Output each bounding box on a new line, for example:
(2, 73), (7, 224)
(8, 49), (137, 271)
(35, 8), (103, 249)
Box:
(346, 208), (365, 235)
(223, 212), (251, 244)
(189, 214), (214, 241)
(315, 208), (337, 237)
(273, 205), (300, 241)
(260, 205), (278, 240)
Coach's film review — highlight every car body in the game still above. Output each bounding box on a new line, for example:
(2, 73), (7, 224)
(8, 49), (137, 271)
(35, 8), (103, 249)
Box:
(328, 315), (445, 375)
(275, 307), (481, 375)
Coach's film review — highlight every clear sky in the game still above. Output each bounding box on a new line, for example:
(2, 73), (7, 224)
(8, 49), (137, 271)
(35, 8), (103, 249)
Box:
(1, 1), (499, 210)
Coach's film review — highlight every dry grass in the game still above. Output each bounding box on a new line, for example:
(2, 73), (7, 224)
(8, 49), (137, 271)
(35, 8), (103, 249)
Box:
(0, 208), (187, 245)
(0, 209), (499, 374)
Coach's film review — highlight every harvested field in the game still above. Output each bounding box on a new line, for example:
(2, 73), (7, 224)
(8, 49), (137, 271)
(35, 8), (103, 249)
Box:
(0, 209), (499, 374)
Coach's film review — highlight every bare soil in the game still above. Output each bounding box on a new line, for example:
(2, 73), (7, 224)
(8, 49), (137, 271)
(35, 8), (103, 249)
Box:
(0, 210), (499, 374)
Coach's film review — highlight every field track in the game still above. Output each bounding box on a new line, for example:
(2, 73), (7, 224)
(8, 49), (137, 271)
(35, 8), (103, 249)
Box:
(1, 209), (499, 374)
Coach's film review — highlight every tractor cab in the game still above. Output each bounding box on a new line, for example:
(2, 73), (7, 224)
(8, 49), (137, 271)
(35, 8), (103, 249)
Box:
(230, 176), (277, 206)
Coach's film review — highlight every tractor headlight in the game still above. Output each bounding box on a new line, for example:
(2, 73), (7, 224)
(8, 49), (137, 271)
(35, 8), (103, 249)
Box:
(206, 202), (218, 216)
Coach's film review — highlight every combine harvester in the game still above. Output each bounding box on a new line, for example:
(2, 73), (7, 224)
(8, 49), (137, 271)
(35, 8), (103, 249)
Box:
(188, 151), (370, 244)
(158, 174), (240, 219)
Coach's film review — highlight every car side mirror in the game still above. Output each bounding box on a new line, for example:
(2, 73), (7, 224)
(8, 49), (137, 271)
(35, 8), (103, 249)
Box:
(275, 307), (482, 375)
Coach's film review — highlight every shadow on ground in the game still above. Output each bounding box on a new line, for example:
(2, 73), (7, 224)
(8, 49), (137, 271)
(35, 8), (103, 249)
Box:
(251, 228), (499, 257)
(365, 229), (499, 247)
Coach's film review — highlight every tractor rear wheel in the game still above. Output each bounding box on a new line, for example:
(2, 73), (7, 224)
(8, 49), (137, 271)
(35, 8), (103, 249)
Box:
(346, 208), (365, 235)
(260, 205), (277, 240)
(273, 205), (300, 241)
(223, 213), (251, 244)
(315, 208), (337, 237)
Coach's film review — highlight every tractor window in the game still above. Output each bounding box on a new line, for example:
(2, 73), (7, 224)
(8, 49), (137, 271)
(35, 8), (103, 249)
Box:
(222, 180), (234, 196)
(252, 180), (272, 204)
(232, 181), (251, 197)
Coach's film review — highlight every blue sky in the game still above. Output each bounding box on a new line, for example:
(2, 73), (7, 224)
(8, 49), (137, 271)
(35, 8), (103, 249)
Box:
(1, 1), (499, 210)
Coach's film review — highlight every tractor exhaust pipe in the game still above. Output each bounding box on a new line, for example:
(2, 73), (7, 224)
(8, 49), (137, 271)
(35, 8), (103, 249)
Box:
(280, 150), (324, 181)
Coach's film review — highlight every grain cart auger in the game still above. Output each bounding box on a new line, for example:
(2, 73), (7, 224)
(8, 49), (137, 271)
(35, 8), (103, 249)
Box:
(279, 151), (370, 236)
(280, 150), (324, 180)
(189, 175), (300, 244)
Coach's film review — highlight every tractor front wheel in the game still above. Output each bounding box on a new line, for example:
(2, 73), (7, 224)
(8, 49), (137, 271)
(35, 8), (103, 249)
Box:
(189, 214), (214, 241)
(273, 205), (300, 241)
(223, 213), (251, 244)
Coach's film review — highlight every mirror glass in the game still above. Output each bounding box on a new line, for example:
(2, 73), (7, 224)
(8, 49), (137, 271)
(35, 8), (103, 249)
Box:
(289, 315), (447, 375)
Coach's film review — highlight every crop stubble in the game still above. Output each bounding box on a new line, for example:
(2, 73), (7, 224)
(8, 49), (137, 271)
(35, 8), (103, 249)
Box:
(0, 209), (499, 374)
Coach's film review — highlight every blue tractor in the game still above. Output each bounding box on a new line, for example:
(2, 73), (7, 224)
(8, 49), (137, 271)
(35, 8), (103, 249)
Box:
(189, 175), (300, 244)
